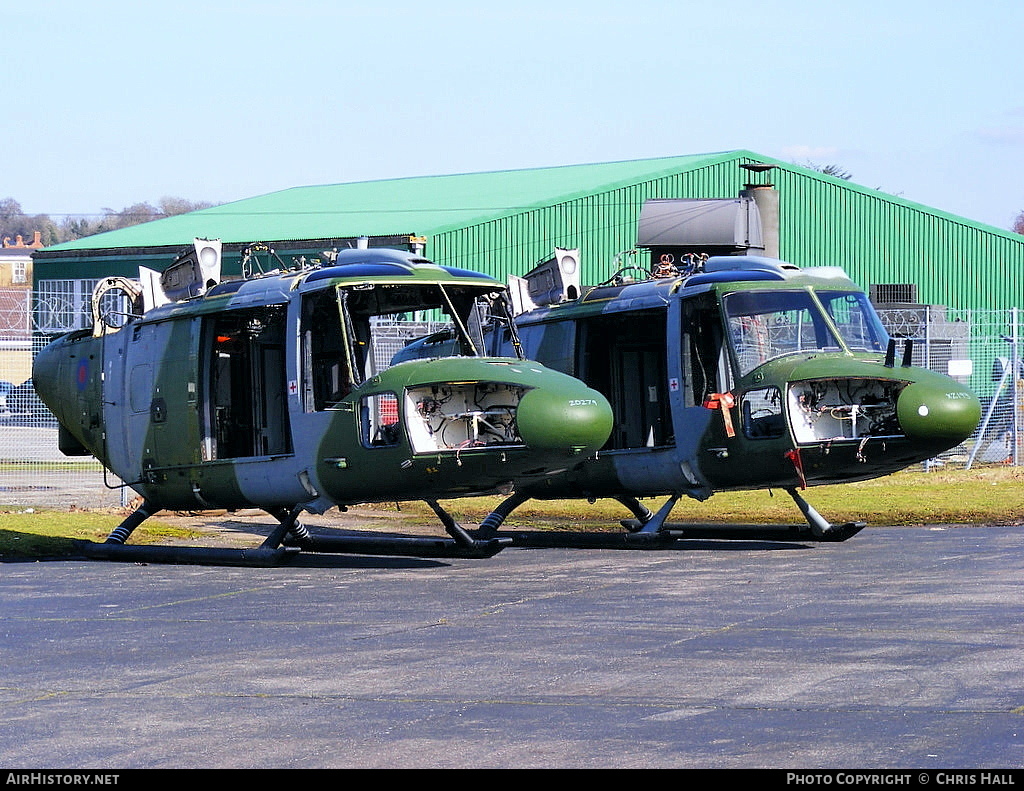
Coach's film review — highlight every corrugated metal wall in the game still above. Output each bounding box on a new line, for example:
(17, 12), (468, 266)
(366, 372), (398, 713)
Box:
(430, 156), (1023, 311)
(774, 166), (1023, 311)
(429, 161), (749, 287)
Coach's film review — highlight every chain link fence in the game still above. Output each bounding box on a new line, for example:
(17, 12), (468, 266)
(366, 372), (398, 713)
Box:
(876, 306), (1022, 469)
(1, 287), (1020, 510)
(0, 289), (116, 509)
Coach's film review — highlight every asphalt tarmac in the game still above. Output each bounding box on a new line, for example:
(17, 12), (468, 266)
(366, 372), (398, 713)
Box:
(1, 523), (1022, 769)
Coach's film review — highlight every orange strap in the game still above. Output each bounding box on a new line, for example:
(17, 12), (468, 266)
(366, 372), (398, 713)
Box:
(703, 393), (736, 437)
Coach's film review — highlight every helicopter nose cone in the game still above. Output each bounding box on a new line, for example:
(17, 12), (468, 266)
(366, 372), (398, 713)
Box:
(897, 380), (981, 445)
(515, 384), (613, 454)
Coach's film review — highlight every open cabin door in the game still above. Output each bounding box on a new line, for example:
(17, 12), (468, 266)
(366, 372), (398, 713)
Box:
(200, 304), (292, 460)
(679, 290), (733, 410)
(576, 310), (671, 450)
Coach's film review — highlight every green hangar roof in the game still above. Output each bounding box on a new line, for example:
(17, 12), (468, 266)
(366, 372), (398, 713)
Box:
(35, 150), (1024, 311)
(43, 152), (725, 251)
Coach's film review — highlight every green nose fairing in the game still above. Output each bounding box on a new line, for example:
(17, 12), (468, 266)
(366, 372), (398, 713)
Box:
(696, 354), (981, 491)
(313, 356), (613, 506)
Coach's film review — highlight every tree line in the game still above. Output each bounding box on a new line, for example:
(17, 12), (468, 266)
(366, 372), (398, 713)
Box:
(0, 197), (217, 247)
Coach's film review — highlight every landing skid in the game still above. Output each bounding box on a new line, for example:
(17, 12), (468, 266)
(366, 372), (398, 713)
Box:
(79, 541), (300, 567)
(618, 488), (865, 543)
(79, 499), (510, 566)
(474, 489), (865, 548)
(489, 521), (865, 549)
(616, 520), (866, 543)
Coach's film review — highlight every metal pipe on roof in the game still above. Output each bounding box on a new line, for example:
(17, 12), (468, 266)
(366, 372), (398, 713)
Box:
(740, 163), (779, 259)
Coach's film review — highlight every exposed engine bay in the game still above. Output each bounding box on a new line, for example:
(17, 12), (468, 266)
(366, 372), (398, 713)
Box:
(406, 382), (526, 452)
(787, 378), (905, 444)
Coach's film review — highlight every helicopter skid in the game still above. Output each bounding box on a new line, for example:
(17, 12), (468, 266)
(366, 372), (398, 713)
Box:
(490, 521), (864, 549)
(286, 533), (512, 559)
(78, 541), (301, 567)
(77, 533), (511, 566)
(77, 493), (513, 566)
(618, 520), (866, 543)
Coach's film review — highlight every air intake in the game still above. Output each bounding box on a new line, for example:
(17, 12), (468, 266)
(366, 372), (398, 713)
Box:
(870, 283), (918, 304)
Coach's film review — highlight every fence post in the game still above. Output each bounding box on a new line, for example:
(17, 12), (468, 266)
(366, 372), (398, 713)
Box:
(1014, 308), (1021, 467)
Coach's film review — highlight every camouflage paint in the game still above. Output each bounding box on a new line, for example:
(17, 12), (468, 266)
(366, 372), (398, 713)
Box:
(34, 252), (614, 514)
(501, 256), (981, 503)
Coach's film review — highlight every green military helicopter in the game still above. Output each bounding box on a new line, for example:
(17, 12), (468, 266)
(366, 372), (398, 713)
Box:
(494, 255), (981, 542)
(33, 243), (613, 565)
(398, 204), (983, 545)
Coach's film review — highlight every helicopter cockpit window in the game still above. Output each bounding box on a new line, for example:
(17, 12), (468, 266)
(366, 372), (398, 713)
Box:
(724, 290), (842, 376)
(741, 387), (786, 439)
(302, 283), (518, 412)
(817, 290), (889, 353)
(360, 392), (401, 447)
(342, 283), (488, 357)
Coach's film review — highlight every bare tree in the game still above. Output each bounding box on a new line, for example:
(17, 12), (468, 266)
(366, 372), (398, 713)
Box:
(0, 198), (61, 246)
(158, 197), (215, 216)
(98, 202), (163, 232)
(807, 162), (853, 180)
(0, 196), (225, 243)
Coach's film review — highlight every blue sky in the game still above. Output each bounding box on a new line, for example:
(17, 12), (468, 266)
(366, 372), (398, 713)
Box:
(7, 0), (1024, 231)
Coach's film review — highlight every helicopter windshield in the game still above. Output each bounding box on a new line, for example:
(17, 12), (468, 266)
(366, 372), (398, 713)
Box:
(816, 290), (889, 353)
(340, 283), (480, 353)
(724, 290), (843, 376)
(723, 289), (890, 376)
(300, 282), (523, 411)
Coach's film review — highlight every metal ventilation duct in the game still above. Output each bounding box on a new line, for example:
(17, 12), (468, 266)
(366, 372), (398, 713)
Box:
(637, 198), (763, 252)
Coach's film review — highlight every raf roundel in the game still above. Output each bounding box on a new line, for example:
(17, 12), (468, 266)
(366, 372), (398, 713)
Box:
(75, 359), (89, 392)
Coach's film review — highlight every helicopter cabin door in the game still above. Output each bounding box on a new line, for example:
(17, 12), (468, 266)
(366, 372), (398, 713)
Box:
(678, 290), (732, 410)
(200, 305), (292, 460)
(577, 309), (670, 450)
